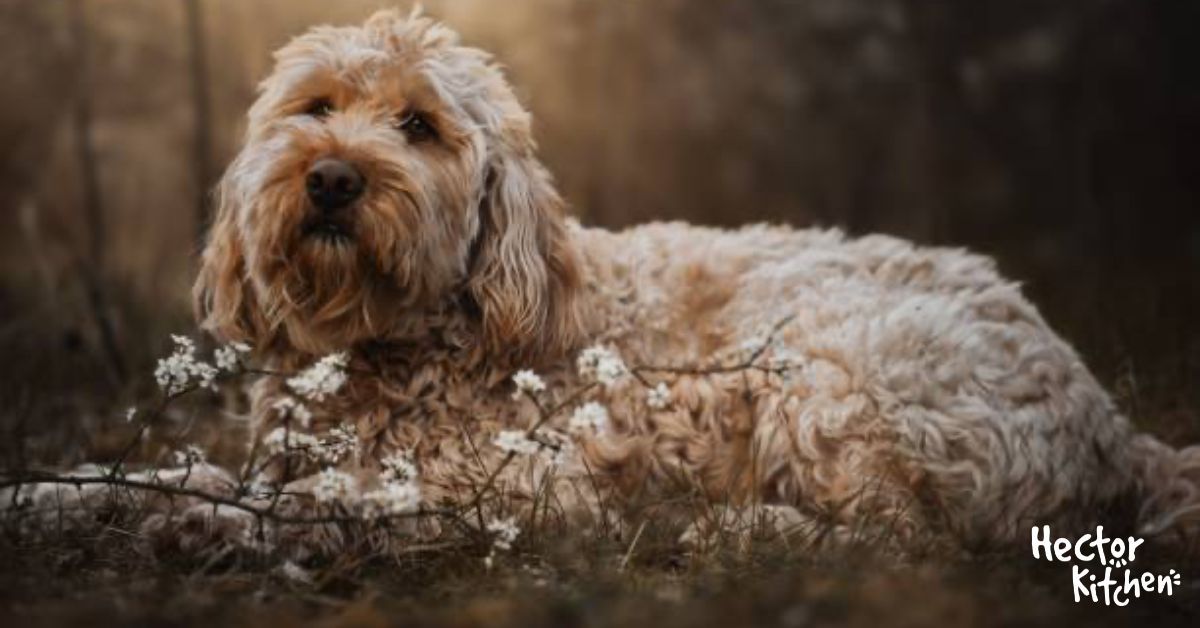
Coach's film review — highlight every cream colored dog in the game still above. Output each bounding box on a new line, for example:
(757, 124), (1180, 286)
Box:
(194, 9), (1200, 550)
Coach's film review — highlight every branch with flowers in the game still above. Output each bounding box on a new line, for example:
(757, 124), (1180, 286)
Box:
(0, 316), (801, 562)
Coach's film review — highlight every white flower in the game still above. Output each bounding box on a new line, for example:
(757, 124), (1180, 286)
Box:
(213, 342), (250, 372)
(213, 346), (237, 372)
(380, 451), (417, 484)
(312, 468), (358, 505)
(172, 444), (206, 467)
(262, 422), (359, 465)
(568, 402), (609, 434)
(321, 423), (359, 463)
(511, 369), (547, 400)
(361, 482), (422, 518)
(262, 427), (321, 457)
(124, 407), (137, 423)
(646, 382), (672, 410)
(493, 430), (541, 456)
(271, 396), (313, 428)
(487, 516), (521, 551)
(154, 334), (219, 394)
(287, 352), (349, 401)
(577, 344), (628, 387)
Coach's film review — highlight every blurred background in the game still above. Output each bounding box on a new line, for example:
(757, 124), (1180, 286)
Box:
(1, 0), (1197, 465)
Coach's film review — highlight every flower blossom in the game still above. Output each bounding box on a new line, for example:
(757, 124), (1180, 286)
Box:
(380, 451), (417, 484)
(271, 396), (313, 428)
(154, 335), (219, 394)
(262, 427), (322, 458)
(577, 344), (629, 387)
(646, 382), (672, 410)
(361, 450), (422, 518)
(493, 430), (541, 456)
(322, 423), (360, 463)
(261, 422), (359, 464)
(287, 352), (349, 401)
(487, 516), (520, 551)
(361, 482), (422, 518)
(568, 402), (610, 434)
(213, 342), (251, 372)
(312, 468), (359, 505)
(511, 369), (547, 400)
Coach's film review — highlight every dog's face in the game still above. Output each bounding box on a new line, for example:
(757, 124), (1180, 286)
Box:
(195, 10), (580, 357)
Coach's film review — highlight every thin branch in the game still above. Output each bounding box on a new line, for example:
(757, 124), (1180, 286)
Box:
(1, 471), (447, 527)
(633, 314), (797, 376)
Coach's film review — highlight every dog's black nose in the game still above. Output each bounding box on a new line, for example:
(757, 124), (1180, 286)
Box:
(305, 158), (365, 211)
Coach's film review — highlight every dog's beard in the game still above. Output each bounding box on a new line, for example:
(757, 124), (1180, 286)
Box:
(243, 179), (471, 352)
(241, 184), (399, 350)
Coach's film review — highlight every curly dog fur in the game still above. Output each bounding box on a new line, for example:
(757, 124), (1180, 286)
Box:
(193, 8), (1200, 550)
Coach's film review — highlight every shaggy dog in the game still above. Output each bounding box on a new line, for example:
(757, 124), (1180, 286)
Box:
(193, 9), (1199, 550)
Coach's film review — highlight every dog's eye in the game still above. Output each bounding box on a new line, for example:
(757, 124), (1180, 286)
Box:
(305, 98), (334, 119)
(396, 110), (436, 142)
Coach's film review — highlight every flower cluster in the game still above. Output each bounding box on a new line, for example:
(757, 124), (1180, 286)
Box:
(213, 341), (251, 372)
(380, 451), (417, 484)
(262, 427), (321, 458)
(646, 382), (672, 409)
(312, 468), (358, 504)
(493, 430), (542, 456)
(511, 369), (547, 400)
(488, 516), (520, 551)
(361, 481), (421, 518)
(323, 423), (359, 464)
(286, 352), (349, 401)
(271, 396), (313, 428)
(577, 344), (629, 387)
(362, 450), (422, 518)
(306, 450), (424, 518)
(493, 428), (575, 466)
(154, 335), (219, 395)
(172, 444), (206, 467)
(261, 422), (359, 464)
(568, 402), (610, 434)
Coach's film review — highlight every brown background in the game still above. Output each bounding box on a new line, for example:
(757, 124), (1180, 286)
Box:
(1, 0), (1197, 462)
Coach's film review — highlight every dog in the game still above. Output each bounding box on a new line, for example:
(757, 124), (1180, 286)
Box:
(192, 8), (1200, 551)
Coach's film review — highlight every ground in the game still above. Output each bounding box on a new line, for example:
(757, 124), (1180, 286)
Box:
(1, 256), (1198, 627)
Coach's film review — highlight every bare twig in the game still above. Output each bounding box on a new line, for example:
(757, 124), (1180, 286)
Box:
(633, 314), (797, 376)
(0, 471), (447, 526)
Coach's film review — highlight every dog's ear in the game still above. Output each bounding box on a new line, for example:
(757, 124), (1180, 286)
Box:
(468, 123), (583, 359)
(193, 173), (265, 347)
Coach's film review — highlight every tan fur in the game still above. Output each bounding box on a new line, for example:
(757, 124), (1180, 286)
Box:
(195, 8), (1200, 550)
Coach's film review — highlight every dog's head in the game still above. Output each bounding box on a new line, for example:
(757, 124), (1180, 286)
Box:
(194, 9), (581, 358)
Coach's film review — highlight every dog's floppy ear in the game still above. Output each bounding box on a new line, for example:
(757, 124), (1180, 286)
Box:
(193, 173), (265, 346)
(468, 121), (583, 359)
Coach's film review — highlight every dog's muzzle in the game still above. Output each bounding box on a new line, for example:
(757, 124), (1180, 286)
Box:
(303, 158), (365, 242)
(306, 158), (365, 212)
